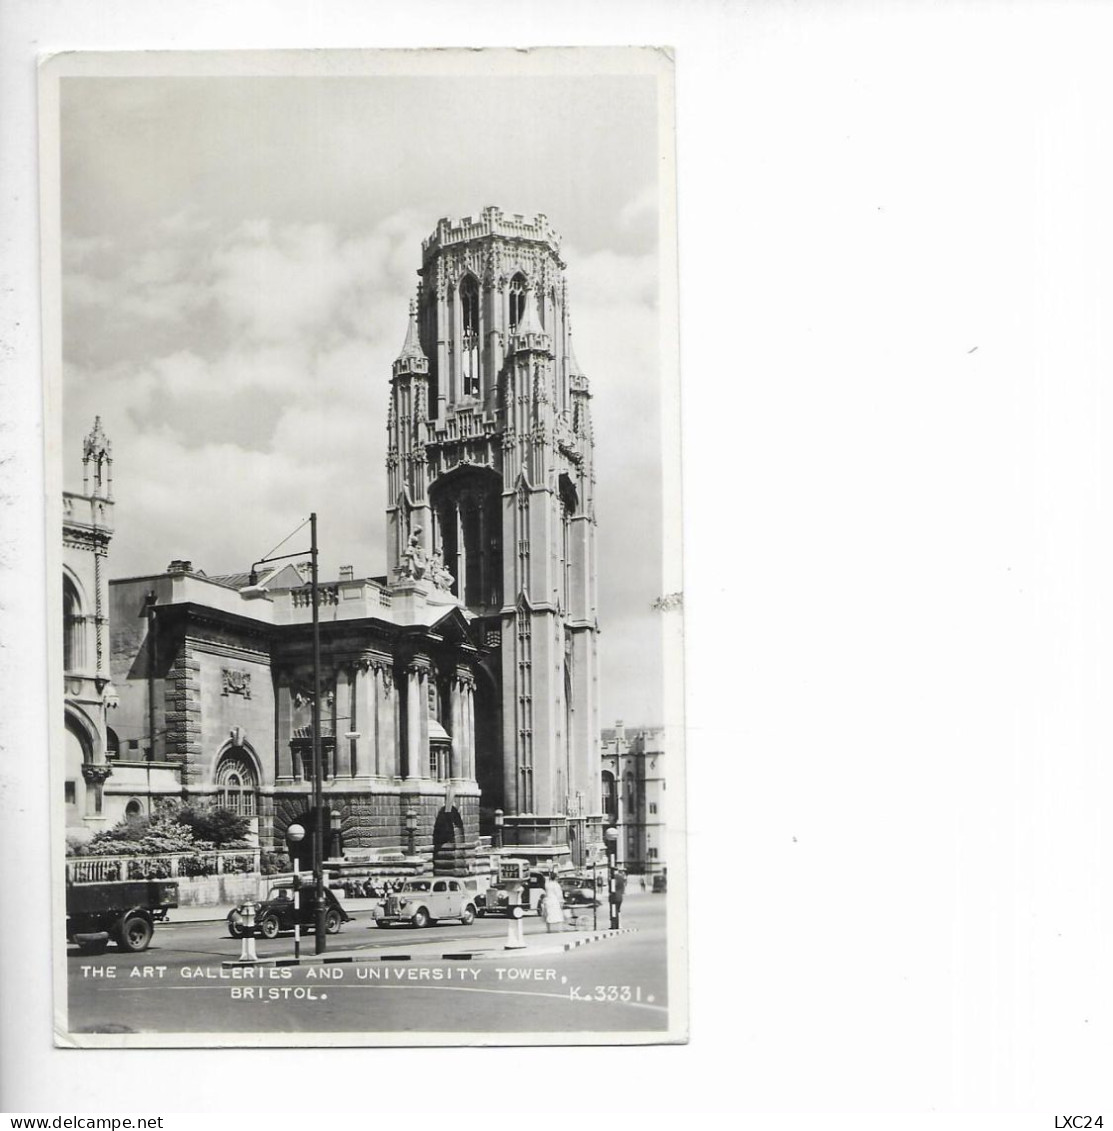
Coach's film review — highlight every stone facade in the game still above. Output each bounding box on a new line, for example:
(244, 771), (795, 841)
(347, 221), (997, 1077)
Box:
(600, 721), (667, 877)
(62, 419), (118, 837)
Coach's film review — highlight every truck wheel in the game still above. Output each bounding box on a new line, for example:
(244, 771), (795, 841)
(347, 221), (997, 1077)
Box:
(228, 921), (244, 939)
(259, 916), (280, 939)
(116, 915), (153, 953)
(376, 920), (390, 929)
(325, 909), (342, 934)
(411, 908), (430, 929)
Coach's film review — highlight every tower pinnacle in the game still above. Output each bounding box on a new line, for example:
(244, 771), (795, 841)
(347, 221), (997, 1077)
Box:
(393, 297), (429, 376)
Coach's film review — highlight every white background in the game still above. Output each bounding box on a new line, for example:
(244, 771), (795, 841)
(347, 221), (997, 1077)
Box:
(3, 0), (1113, 1121)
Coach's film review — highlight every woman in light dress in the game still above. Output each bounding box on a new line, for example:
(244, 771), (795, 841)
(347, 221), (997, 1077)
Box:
(542, 873), (565, 933)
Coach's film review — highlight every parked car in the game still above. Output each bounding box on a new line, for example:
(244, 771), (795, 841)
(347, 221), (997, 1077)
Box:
(558, 873), (602, 908)
(474, 859), (547, 917)
(375, 877), (478, 928)
(227, 883), (352, 939)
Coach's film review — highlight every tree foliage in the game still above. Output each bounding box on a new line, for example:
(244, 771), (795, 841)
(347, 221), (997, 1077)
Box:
(69, 799), (251, 856)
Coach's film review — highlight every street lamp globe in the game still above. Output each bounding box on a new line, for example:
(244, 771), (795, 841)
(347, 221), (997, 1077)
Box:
(286, 822), (306, 873)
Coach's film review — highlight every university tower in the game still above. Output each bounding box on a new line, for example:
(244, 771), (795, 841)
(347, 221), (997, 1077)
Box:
(386, 207), (603, 860)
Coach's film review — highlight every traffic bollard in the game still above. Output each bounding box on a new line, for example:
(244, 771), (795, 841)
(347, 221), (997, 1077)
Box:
(238, 900), (259, 963)
(504, 905), (526, 950)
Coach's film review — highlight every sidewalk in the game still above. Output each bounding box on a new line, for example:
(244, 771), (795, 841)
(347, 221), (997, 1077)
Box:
(173, 899), (641, 964)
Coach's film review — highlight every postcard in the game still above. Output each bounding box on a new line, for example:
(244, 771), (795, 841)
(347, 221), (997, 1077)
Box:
(41, 46), (686, 1047)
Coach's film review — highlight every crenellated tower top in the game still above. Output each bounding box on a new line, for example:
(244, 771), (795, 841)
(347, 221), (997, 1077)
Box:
(422, 206), (563, 265)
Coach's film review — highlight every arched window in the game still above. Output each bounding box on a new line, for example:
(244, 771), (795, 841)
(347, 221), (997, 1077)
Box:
(125, 799), (143, 820)
(63, 576), (84, 673)
(559, 474), (578, 610)
(601, 770), (617, 822)
(509, 273), (527, 332)
(460, 275), (480, 398)
(215, 748), (259, 817)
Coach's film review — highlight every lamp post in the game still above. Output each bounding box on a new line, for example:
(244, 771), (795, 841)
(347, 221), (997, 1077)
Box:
(591, 849), (598, 932)
(249, 513), (326, 953)
(405, 808), (417, 858)
(286, 823), (305, 962)
(604, 826), (619, 930)
(493, 808), (504, 850)
(330, 809), (342, 860)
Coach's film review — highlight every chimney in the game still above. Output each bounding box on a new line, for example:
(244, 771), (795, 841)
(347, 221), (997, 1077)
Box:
(339, 565), (354, 582)
(167, 560), (193, 574)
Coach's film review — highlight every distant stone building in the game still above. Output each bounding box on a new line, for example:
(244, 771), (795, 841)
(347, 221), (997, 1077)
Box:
(601, 721), (667, 876)
(62, 419), (117, 838)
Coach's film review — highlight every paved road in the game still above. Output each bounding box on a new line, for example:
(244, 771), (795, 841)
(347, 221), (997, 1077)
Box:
(64, 894), (671, 1040)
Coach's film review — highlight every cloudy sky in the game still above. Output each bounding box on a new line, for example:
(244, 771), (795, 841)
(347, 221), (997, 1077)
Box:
(58, 61), (668, 726)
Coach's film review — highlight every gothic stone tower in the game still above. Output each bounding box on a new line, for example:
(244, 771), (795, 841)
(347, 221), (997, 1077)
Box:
(386, 207), (602, 860)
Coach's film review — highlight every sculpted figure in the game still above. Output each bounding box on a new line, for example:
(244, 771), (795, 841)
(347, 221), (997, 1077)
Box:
(430, 549), (455, 592)
(401, 527), (427, 580)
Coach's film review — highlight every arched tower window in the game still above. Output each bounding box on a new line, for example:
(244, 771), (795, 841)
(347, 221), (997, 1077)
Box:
(559, 474), (578, 610)
(460, 275), (480, 398)
(215, 747), (259, 818)
(429, 467), (502, 610)
(63, 576), (84, 673)
(509, 273), (528, 332)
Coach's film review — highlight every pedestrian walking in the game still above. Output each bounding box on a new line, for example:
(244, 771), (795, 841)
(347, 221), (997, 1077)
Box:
(613, 869), (627, 913)
(542, 872), (565, 933)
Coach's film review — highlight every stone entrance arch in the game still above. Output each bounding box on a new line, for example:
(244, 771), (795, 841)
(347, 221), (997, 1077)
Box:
(433, 805), (466, 875)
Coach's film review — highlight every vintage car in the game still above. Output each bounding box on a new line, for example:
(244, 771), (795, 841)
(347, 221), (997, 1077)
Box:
(474, 858), (546, 917)
(558, 872), (603, 908)
(375, 877), (478, 928)
(227, 883), (352, 939)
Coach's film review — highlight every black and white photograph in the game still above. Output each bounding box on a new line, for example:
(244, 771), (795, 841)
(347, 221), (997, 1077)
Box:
(42, 48), (684, 1047)
(12, 0), (1113, 1121)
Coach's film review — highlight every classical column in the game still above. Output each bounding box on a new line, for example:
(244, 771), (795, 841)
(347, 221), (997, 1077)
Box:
(335, 666), (351, 778)
(378, 664), (395, 777)
(405, 662), (423, 780)
(450, 674), (463, 780)
(349, 659), (367, 776)
(464, 677), (476, 781)
(418, 668), (431, 776)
